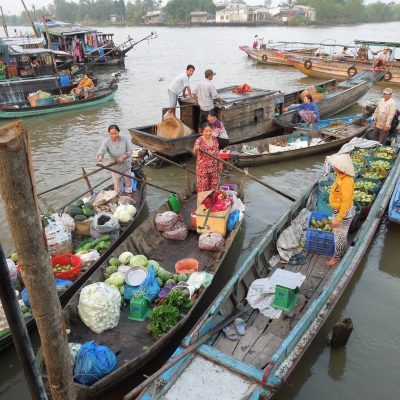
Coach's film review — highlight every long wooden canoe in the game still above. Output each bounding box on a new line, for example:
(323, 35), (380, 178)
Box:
(136, 150), (400, 400)
(239, 45), (318, 66)
(388, 176), (400, 224)
(38, 179), (245, 400)
(228, 115), (372, 167)
(0, 86), (117, 119)
(0, 166), (146, 353)
(286, 53), (398, 84)
(129, 78), (372, 158)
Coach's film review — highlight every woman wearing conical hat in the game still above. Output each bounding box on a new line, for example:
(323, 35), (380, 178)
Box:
(326, 154), (357, 266)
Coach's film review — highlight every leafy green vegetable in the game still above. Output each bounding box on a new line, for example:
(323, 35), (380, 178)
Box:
(148, 305), (180, 338)
(164, 290), (193, 314)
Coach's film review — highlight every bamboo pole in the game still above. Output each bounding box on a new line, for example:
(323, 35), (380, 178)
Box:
(81, 167), (93, 196)
(96, 163), (178, 194)
(0, 245), (47, 400)
(151, 152), (196, 175)
(21, 0), (40, 37)
(0, 6), (9, 38)
(0, 121), (75, 400)
(197, 148), (296, 202)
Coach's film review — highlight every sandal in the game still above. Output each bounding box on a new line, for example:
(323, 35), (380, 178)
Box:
(223, 325), (238, 341)
(234, 318), (246, 336)
(325, 258), (339, 267)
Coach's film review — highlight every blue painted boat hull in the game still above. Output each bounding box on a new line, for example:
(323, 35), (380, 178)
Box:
(388, 175), (400, 223)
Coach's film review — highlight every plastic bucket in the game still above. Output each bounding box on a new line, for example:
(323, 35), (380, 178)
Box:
(59, 74), (70, 88)
(175, 258), (199, 274)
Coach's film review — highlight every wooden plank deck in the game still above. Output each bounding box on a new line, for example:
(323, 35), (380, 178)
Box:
(213, 251), (335, 369)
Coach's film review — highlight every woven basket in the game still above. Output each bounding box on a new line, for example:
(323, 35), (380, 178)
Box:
(157, 116), (183, 139)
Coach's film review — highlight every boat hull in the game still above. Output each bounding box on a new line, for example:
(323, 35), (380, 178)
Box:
(388, 175), (400, 223)
(0, 87), (117, 118)
(287, 55), (400, 85)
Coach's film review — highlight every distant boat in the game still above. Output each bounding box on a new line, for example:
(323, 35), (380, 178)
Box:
(0, 36), (74, 104)
(0, 84), (117, 118)
(286, 39), (400, 85)
(35, 17), (157, 67)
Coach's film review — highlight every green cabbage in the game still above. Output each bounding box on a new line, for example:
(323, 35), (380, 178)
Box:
(129, 254), (148, 267)
(146, 260), (160, 270)
(105, 272), (125, 287)
(119, 252), (134, 265)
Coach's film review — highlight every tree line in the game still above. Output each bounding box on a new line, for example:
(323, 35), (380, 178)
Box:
(4, 0), (400, 26)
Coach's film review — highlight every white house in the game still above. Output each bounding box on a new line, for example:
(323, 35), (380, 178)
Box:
(216, 2), (248, 23)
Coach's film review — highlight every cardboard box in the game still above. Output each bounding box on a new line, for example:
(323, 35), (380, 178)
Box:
(196, 205), (231, 236)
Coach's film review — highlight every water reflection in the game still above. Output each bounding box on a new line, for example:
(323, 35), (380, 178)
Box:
(328, 347), (347, 381)
(378, 222), (400, 279)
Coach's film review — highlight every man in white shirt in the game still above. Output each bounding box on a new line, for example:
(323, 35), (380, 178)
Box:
(168, 64), (195, 115)
(193, 69), (224, 130)
(372, 87), (397, 144)
(373, 47), (390, 71)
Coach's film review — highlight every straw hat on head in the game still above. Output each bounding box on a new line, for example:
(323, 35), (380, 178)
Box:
(326, 154), (355, 177)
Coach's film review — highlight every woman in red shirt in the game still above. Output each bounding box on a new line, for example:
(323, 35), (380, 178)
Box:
(193, 124), (222, 192)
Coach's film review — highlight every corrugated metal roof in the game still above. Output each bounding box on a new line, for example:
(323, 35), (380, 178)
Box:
(8, 45), (53, 55)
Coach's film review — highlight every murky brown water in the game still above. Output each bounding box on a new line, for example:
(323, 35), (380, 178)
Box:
(1, 22), (400, 400)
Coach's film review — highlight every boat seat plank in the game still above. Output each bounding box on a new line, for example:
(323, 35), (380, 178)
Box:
(243, 332), (283, 369)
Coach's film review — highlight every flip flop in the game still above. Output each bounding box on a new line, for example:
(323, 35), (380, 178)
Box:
(223, 325), (238, 341)
(234, 318), (246, 336)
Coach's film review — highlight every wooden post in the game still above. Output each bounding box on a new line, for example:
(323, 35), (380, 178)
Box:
(0, 121), (75, 400)
(329, 318), (353, 347)
(0, 245), (47, 400)
(81, 167), (93, 196)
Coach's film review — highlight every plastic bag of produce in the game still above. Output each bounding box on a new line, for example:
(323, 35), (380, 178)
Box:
(124, 265), (160, 302)
(155, 211), (178, 232)
(6, 259), (17, 282)
(198, 233), (225, 251)
(78, 282), (121, 334)
(59, 213), (75, 233)
(55, 278), (73, 294)
(68, 342), (82, 367)
(162, 220), (188, 241)
(73, 341), (117, 385)
(90, 212), (120, 241)
(45, 218), (72, 257)
(77, 250), (100, 271)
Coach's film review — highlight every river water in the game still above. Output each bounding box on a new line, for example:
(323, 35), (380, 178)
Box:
(1, 22), (399, 399)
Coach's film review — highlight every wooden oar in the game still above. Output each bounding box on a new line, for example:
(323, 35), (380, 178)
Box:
(197, 148), (296, 202)
(151, 152), (196, 175)
(96, 163), (178, 194)
(124, 305), (251, 400)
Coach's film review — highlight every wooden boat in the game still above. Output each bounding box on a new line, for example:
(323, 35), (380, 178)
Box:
(239, 44), (318, 66)
(0, 166), (146, 353)
(0, 84), (117, 118)
(38, 180), (245, 399)
(286, 40), (400, 85)
(129, 86), (281, 157)
(227, 115), (372, 167)
(136, 152), (400, 400)
(275, 77), (376, 128)
(35, 18), (157, 67)
(388, 176), (400, 224)
(129, 78), (372, 158)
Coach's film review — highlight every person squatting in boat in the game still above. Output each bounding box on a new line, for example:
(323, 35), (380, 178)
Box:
(284, 94), (320, 127)
(193, 124), (222, 193)
(326, 154), (356, 267)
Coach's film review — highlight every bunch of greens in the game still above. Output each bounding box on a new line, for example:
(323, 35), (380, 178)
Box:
(148, 290), (193, 338)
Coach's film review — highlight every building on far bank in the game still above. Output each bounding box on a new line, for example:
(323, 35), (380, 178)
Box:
(110, 14), (123, 23)
(142, 10), (166, 25)
(189, 11), (208, 24)
(216, 2), (248, 23)
(269, 5), (316, 22)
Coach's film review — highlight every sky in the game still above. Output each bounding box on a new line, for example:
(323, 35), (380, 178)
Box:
(1, 0), (398, 17)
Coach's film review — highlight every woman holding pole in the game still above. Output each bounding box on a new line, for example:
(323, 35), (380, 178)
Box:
(96, 124), (133, 197)
(193, 124), (222, 192)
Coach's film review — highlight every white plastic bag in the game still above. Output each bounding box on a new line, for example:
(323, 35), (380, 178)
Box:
(78, 250), (101, 270)
(90, 212), (120, 241)
(45, 219), (72, 257)
(6, 259), (17, 282)
(78, 282), (121, 334)
(155, 211), (178, 232)
(198, 233), (225, 251)
(59, 213), (75, 232)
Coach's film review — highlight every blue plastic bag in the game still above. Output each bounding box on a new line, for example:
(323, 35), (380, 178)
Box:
(139, 265), (160, 302)
(123, 265), (160, 302)
(21, 288), (30, 307)
(227, 209), (240, 232)
(55, 278), (73, 293)
(73, 341), (117, 385)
